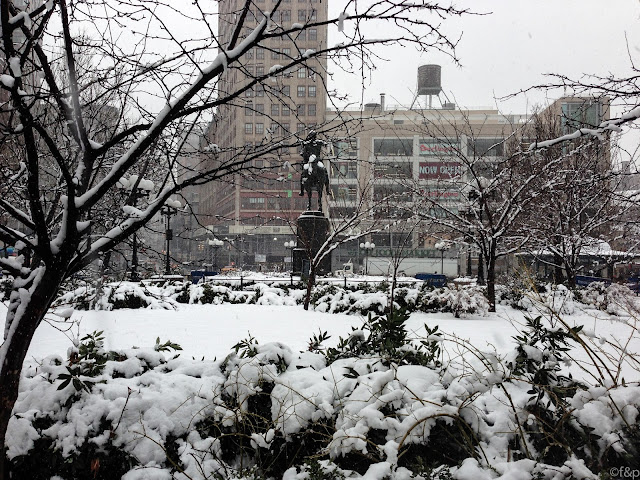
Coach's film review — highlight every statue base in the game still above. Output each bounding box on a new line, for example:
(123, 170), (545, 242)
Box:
(293, 210), (331, 277)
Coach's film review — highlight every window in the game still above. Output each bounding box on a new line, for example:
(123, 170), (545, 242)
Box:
(373, 183), (412, 202)
(271, 104), (279, 116)
(308, 85), (316, 97)
(281, 10), (291, 22)
(256, 48), (264, 59)
(271, 11), (280, 22)
(256, 85), (264, 97)
(310, 8), (317, 20)
(282, 123), (290, 133)
(245, 123), (253, 134)
(282, 47), (291, 57)
(308, 28), (317, 41)
(297, 85), (306, 97)
(245, 65), (254, 78)
(255, 123), (264, 134)
(308, 103), (316, 116)
(271, 122), (280, 134)
(242, 197), (265, 209)
(466, 138), (504, 157)
(245, 49), (254, 59)
(245, 103), (253, 116)
(296, 30), (306, 41)
(255, 103), (265, 115)
(374, 138), (413, 156)
(298, 9), (306, 21)
(331, 186), (357, 202)
(374, 161), (413, 179)
(561, 100), (601, 132)
(245, 87), (253, 97)
(331, 161), (358, 179)
(296, 122), (305, 133)
(332, 139), (358, 159)
(271, 48), (280, 60)
(297, 104), (305, 116)
(297, 67), (306, 78)
(255, 159), (264, 168)
(256, 65), (265, 76)
(282, 105), (290, 116)
(281, 85), (290, 96)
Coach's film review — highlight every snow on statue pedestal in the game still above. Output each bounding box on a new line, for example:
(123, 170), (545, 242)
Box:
(293, 131), (332, 276)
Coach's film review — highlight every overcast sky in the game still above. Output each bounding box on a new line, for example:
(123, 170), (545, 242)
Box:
(328, 1), (640, 117)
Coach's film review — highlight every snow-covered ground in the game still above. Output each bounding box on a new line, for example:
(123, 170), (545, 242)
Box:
(4, 300), (636, 382)
(3, 285), (640, 479)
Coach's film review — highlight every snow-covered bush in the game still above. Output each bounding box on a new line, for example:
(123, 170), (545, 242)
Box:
(532, 284), (576, 315)
(53, 281), (178, 310)
(7, 310), (640, 480)
(575, 282), (640, 316)
(0, 275), (14, 301)
(52, 280), (496, 319)
(444, 286), (489, 318)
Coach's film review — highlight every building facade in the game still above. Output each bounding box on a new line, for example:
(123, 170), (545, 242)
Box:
(197, 0), (329, 269)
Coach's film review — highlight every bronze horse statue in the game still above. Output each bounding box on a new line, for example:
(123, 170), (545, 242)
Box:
(299, 132), (330, 212)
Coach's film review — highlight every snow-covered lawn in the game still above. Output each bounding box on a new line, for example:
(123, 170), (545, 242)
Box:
(8, 300), (637, 382)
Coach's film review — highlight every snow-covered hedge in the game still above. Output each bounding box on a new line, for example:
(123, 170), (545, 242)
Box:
(52, 281), (490, 318)
(7, 312), (640, 479)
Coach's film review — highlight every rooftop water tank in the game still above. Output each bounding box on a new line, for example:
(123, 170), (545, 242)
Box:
(417, 64), (441, 96)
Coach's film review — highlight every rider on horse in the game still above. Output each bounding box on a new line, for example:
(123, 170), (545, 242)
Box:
(299, 131), (330, 212)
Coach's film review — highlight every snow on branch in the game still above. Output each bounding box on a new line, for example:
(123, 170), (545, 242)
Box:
(528, 105), (640, 151)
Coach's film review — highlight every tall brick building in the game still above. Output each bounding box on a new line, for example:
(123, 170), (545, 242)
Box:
(196, 0), (328, 268)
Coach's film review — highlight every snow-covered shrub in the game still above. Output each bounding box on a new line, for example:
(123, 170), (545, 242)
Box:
(52, 281), (180, 310)
(8, 316), (640, 480)
(0, 275), (14, 301)
(445, 286), (489, 318)
(415, 286), (488, 317)
(539, 284), (576, 314)
(496, 274), (542, 310)
(576, 282), (640, 316)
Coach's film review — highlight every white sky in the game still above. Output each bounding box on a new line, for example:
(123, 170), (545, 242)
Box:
(328, 1), (640, 114)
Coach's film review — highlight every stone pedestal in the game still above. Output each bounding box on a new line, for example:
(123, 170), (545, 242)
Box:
(293, 211), (332, 276)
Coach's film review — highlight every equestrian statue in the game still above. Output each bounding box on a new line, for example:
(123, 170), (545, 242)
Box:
(299, 131), (330, 212)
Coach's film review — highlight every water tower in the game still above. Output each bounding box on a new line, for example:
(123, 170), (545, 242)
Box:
(411, 64), (442, 109)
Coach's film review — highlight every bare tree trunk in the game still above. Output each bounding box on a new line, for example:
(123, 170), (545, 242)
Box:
(553, 251), (565, 284)
(0, 269), (62, 479)
(486, 244), (497, 313)
(303, 264), (316, 311)
(477, 250), (485, 286)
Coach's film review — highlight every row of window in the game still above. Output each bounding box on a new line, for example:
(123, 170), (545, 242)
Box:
(244, 103), (317, 119)
(244, 119), (316, 136)
(372, 138), (505, 157)
(240, 197), (311, 211)
(244, 65), (316, 81)
(254, 0), (319, 4)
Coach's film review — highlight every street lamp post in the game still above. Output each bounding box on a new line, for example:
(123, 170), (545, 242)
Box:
(284, 240), (297, 284)
(208, 238), (224, 271)
(117, 175), (154, 281)
(161, 198), (181, 276)
(359, 241), (375, 276)
(435, 240), (451, 276)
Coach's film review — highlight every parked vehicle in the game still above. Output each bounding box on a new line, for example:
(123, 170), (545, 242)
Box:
(335, 261), (355, 277)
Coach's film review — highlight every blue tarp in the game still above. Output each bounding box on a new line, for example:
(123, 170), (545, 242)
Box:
(575, 275), (612, 286)
(415, 273), (447, 287)
(191, 270), (219, 282)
